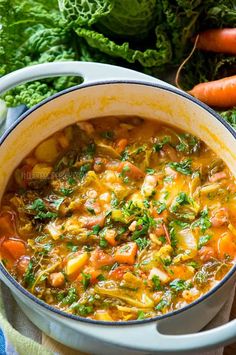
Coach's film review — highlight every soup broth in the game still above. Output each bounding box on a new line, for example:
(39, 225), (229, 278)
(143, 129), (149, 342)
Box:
(0, 116), (236, 321)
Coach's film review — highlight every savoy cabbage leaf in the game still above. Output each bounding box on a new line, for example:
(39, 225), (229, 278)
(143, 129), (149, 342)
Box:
(58, 0), (113, 26)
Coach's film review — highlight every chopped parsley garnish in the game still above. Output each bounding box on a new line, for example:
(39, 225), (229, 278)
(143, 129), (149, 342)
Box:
(111, 192), (119, 207)
(60, 187), (73, 196)
(99, 236), (108, 248)
(170, 192), (192, 213)
(51, 197), (64, 210)
(68, 177), (76, 185)
(28, 199), (58, 220)
(28, 198), (45, 211)
(146, 168), (155, 175)
(164, 175), (174, 183)
(81, 272), (91, 289)
(97, 274), (106, 281)
(132, 213), (156, 240)
(155, 299), (168, 311)
(169, 279), (190, 292)
(198, 235), (212, 249)
(153, 136), (171, 152)
(168, 159), (192, 175)
(152, 275), (162, 291)
(187, 261), (199, 269)
(35, 211), (58, 220)
(88, 224), (101, 236)
(135, 237), (150, 250)
(156, 202), (167, 214)
(23, 260), (35, 287)
(176, 134), (200, 154)
(120, 148), (130, 161)
(192, 208), (211, 232)
(78, 163), (91, 180)
(61, 288), (78, 305)
(86, 142), (96, 157)
(87, 207), (96, 215)
(137, 310), (146, 320)
(67, 242), (78, 252)
(70, 303), (93, 316)
(92, 224), (101, 235)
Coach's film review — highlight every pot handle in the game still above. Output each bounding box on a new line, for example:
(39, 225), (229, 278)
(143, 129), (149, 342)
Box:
(0, 61), (168, 96)
(74, 318), (236, 353)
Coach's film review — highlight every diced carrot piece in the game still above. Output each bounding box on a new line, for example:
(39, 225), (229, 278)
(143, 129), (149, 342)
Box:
(90, 249), (114, 268)
(0, 212), (16, 238)
(115, 242), (138, 265)
(104, 229), (118, 246)
(81, 214), (105, 228)
(198, 246), (216, 262)
(218, 232), (236, 260)
(209, 171), (227, 182)
(2, 240), (26, 260)
(169, 265), (194, 280)
(163, 223), (171, 244)
(109, 265), (133, 280)
(116, 138), (128, 153)
(211, 208), (228, 227)
(117, 162), (145, 179)
(153, 222), (165, 237)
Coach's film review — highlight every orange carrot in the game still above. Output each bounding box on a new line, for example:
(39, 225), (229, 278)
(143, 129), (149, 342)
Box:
(198, 246), (216, 262)
(90, 249), (114, 268)
(163, 223), (171, 244)
(210, 208), (229, 227)
(209, 171), (227, 182)
(218, 232), (236, 259)
(115, 242), (138, 265)
(188, 75), (236, 108)
(116, 138), (128, 153)
(196, 28), (236, 55)
(2, 240), (26, 260)
(109, 265), (133, 280)
(0, 212), (16, 238)
(118, 162), (145, 179)
(169, 265), (194, 280)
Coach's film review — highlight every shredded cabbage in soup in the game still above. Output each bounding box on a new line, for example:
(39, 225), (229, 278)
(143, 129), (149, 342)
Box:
(0, 117), (235, 321)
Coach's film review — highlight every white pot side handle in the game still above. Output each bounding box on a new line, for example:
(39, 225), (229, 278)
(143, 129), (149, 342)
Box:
(73, 318), (236, 354)
(0, 61), (172, 96)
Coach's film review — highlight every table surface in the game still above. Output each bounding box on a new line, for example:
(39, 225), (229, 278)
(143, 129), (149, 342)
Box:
(224, 296), (236, 355)
(42, 296), (236, 355)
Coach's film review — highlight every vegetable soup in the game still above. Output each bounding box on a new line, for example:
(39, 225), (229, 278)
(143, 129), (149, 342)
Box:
(0, 117), (236, 321)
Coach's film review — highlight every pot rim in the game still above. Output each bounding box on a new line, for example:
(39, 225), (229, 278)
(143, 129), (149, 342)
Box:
(1, 79), (236, 326)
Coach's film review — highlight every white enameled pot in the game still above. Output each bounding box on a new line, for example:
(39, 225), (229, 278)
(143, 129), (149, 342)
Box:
(0, 62), (235, 355)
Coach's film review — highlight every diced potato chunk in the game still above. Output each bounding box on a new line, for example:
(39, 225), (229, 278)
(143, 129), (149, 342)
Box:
(94, 310), (113, 321)
(31, 163), (52, 180)
(141, 174), (158, 197)
(111, 209), (123, 222)
(46, 222), (61, 240)
(35, 138), (59, 163)
(65, 252), (88, 275)
(149, 267), (170, 283)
